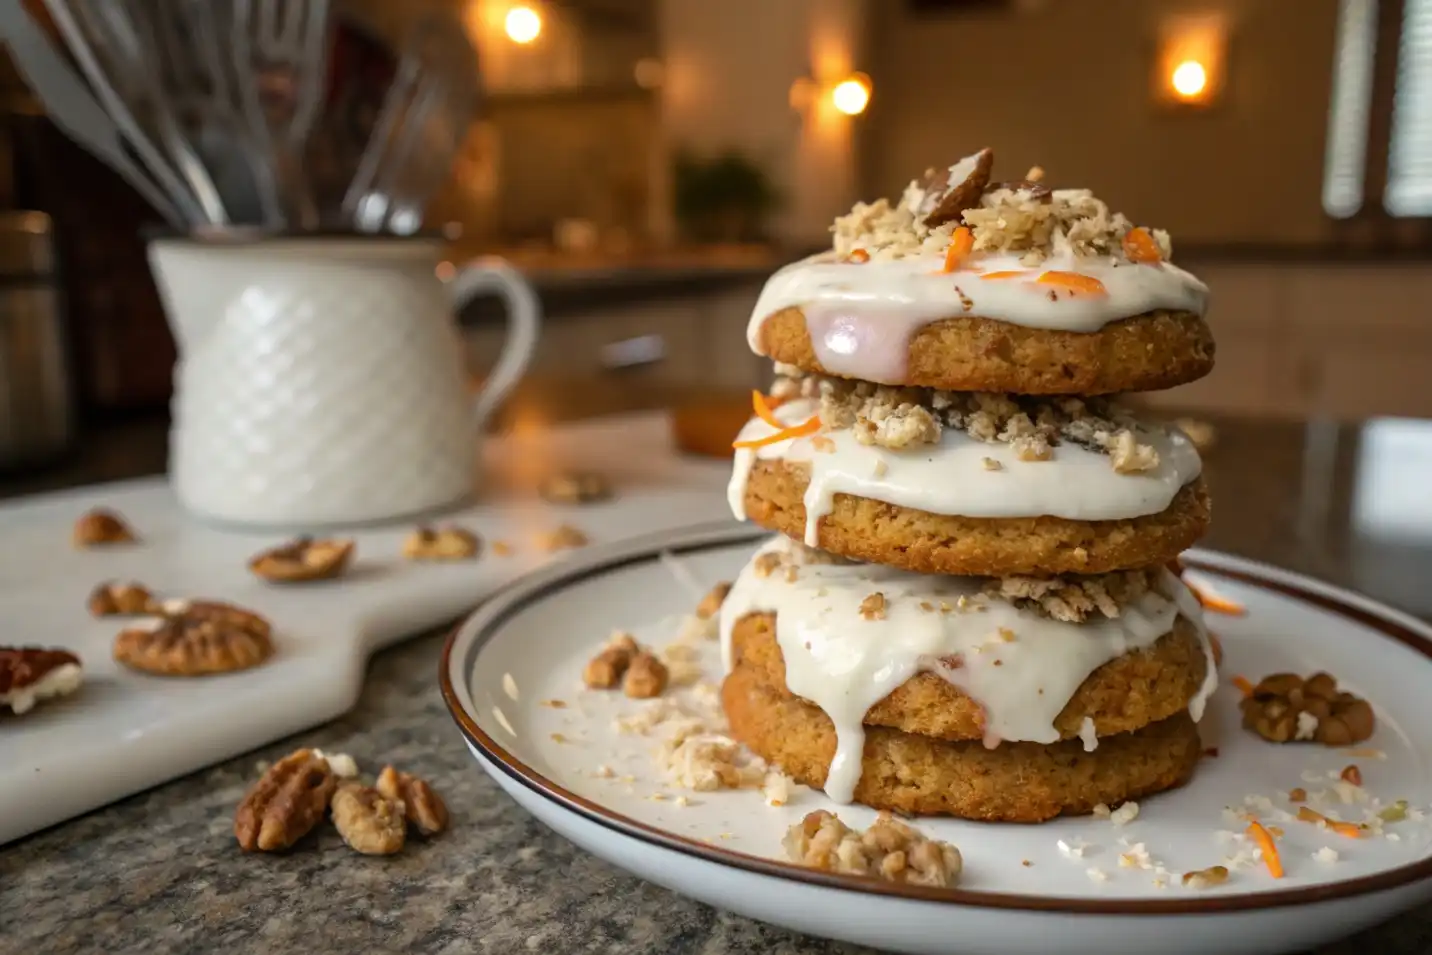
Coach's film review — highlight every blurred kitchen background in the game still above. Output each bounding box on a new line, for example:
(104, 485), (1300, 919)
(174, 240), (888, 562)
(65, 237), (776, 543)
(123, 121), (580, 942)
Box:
(0, 0), (1429, 482)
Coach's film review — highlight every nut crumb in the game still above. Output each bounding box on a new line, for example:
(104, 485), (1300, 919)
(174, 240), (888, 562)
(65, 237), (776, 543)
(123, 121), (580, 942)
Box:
(696, 582), (732, 620)
(403, 525), (481, 561)
(536, 524), (589, 552)
(622, 652), (669, 699)
(539, 471), (612, 505)
(248, 537), (354, 583)
(1340, 764), (1363, 786)
(87, 581), (158, 617)
(583, 631), (639, 689)
(783, 810), (962, 887)
(762, 771), (792, 807)
(753, 553), (782, 578)
(859, 592), (887, 621)
(985, 569), (1158, 623)
(1289, 788), (1307, 803)
(1174, 417), (1218, 453)
(981, 457), (1003, 471)
(1182, 865), (1229, 888)
(540, 699), (568, 709)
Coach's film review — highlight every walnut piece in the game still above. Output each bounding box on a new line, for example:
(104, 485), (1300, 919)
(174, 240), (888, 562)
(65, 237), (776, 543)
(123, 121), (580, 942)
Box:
(73, 508), (136, 547)
(403, 525), (481, 561)
(248, 537), (354, 583)
(0, 647), (83, 715)
(234, 748), (337, 851)
(1240, 672), (1375, 746)
(783, 810), (962, 887)
(859, 592), (887, 621)
(535, 524), (589, 552)
(113, 600), (273, 676)
(695, 582), (732, 620)
(376, 765), (449, 836)
(87, 581), (158, 617)
(1182, 865), (1229, 888)
(583, 631), (639, 689)
(330, 783), (406, 855)
(539, 470), (612, 504)
(623, 652), (669, 699)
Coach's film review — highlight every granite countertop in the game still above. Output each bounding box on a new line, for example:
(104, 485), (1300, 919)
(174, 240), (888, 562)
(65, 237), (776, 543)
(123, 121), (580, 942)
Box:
(6, 404), (1432, 954)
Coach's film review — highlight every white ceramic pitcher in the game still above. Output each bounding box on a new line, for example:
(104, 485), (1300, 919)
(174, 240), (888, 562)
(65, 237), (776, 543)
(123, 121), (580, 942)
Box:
(148, 235), (540, 528)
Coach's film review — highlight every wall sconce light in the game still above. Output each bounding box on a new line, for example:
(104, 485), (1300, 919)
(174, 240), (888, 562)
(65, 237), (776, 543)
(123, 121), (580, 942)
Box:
(1153, 13), (1227, 110)
(505, 5), (542, 45)
(789, 72), (872, 117)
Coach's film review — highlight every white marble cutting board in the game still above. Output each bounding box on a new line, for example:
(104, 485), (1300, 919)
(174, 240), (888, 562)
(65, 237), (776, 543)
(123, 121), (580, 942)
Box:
(0, 411), (734, 846)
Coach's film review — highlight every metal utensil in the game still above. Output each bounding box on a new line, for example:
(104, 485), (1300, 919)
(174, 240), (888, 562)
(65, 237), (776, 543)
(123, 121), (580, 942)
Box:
(60, 0), (228, 225)
(0, 4), (187, 228)
(38, 0), (208, 226)
(150, 0), (283, 227)
(232, 0), (333, 229)
(342, 13), (480, 234)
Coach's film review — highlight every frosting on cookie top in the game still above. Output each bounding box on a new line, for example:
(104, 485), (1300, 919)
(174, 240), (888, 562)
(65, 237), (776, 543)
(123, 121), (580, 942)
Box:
(719, 535), (1218, 805)
(727, 394), (1202, 542)
(746, 148), (1210, 374)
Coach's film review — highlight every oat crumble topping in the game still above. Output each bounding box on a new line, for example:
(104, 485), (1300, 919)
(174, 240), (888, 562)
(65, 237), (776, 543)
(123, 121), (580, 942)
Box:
(783, 810), (962, 887)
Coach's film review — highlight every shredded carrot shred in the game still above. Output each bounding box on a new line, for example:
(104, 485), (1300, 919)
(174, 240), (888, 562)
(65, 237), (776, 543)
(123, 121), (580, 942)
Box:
(1246, 821), (1283, 878)
(978, 270), (1029, 280)
(1187, 580), (1247, 616)
(1036, 271), (1108, 296)
(1232, 675), (1254, 697)
(1123, 227), (1163, 264)
(733, 414), (821, 450)
(942, 227), (974, 272)
(849, 248), (870, 263)
(1297, 806), (1363, 839)
(751, 390), (785, 428)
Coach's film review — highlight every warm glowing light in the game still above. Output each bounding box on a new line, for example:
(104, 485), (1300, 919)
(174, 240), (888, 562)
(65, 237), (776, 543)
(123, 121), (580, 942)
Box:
(505, 6), (541, 44)
(1171, 59), (1207, 98)
(831, 76), (870, 116)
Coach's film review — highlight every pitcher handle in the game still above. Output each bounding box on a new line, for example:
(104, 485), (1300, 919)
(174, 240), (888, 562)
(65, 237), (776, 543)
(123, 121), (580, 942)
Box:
(447, 256), (542, 427)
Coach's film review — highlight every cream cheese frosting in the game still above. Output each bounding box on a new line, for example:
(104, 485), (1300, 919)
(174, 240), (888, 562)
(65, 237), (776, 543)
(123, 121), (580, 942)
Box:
(747, 252), (1209, 385)
(719, 535), (1217, 804)
(727, 397), (1203, 545)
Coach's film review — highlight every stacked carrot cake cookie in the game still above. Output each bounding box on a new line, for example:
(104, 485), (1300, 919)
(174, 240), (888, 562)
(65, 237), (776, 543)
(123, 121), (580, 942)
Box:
(718, 148), (1220, 822)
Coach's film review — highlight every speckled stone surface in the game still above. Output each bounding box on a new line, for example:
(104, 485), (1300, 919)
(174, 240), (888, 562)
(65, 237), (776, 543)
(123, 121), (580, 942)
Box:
(8, 412), (1432, 954)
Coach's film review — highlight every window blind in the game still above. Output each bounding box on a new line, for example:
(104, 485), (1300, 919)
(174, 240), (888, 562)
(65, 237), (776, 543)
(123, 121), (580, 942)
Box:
(1385, 0), (1432, 215)
(1323, 0), (1379, 218)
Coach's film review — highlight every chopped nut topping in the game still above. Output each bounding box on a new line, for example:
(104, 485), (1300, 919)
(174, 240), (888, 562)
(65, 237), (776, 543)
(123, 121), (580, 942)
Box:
(981, 456), (1003, 471)
(248, 537), (354, 583)
(859, 592), (888, 621)
(1181, 865), (1229, 888)
(783, 810), (962, 887)
(1110, 429), (1161, 474)
(87, 581), (158, 617)
(753, 553), (783, 578)
(539, 470), (612, 504)
(403, 525), (481, 561)
(73, 508), (136, 547)
(535, 524), (589, 552)
(984, 569), (1160, 622)
(1240, 672), (1376, 747)
(695, 582), (732, 620)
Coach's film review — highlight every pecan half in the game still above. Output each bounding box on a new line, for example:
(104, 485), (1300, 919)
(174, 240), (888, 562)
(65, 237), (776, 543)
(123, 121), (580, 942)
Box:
(402, 525), (481, 561)
(234, 749), (337, 851)
(539, 470), (612, 504)
(1240, 671), (1375, 746)
(73, 508), (136, 547)
(0, 647), (83, 714)
(87, 581), (158, 617)
(331, 783), (406, 855)
(376, 765), (449, 836)
(917, 148), (994, 227)
(249, 537), (354, 583)
(114, 600), (273, 676)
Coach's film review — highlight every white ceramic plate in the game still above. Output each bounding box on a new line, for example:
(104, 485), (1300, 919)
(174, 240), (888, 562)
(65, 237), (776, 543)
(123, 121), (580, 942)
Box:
(442, 521), (1432, 955)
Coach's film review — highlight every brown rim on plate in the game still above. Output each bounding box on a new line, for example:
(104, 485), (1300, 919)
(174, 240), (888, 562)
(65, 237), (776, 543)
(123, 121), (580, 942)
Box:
(439, 522), (1432, 914)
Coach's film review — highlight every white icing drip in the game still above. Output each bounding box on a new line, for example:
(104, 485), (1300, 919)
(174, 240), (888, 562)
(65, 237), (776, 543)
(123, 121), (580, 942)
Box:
(726, 398), (1202, 540)
(747, 253), (1209, 383)
(1174, 580), (1219, 723)
(719, 536), (1203, 804)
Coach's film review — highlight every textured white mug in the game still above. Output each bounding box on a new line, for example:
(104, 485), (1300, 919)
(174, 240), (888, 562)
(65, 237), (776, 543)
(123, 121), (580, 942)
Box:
(148, 235), (540, 528)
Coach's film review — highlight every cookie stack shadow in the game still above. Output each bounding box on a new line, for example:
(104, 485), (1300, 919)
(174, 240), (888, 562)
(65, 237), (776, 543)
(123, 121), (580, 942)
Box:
(716, 150), (1220, 823)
